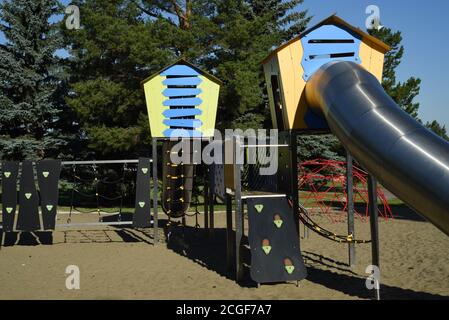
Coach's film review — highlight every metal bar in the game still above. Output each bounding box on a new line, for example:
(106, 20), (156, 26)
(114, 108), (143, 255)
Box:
(204, 166), (209, 233)
(289, 132), (301, 236)
(61, 159), (147, 165)
(240, 144), (289, 148)
(56, 221), (136, 228)
(368, 174), (381, 300)
(208, 165), (215, 239)
(240, 194), (286, 199)
(234, 135), (244, 282)
(226, 193), (233, 272)
(346, 151), (356, 267)
(152, 138), (159, 245)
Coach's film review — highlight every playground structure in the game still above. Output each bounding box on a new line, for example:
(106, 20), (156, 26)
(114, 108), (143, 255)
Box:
(1, 15), (449, 300)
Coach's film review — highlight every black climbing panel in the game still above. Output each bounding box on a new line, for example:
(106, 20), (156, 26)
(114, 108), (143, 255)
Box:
(16, 161), (41, 231)
(36, 160), (61, 230)
(133, 158), (152, 228)
(247, 196), (307, 284)
(1, 161), (19, 231)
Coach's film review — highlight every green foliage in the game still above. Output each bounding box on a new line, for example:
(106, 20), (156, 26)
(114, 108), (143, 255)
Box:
(0, 0), (74, 160)
(66, 0), (310, 157)
(426, 120), (449, 141)
(64, 0), (176, 158)
(369, 27), (421, 118)
(297, 134), (343, 162)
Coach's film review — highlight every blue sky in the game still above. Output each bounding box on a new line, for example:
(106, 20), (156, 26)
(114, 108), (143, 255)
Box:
(0, 0), (448, 128)
(303, 0), (449, 128)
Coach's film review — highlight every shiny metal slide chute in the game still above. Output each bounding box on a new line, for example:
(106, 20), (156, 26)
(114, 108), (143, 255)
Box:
(305, 61), (449, 235)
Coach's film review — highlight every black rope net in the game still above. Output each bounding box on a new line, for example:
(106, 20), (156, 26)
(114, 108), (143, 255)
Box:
(59, 163), (138, 223)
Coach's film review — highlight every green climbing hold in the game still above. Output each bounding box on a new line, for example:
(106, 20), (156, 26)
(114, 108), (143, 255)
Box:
(46, 205), (54, 211)
(139, 201), (145, 208)
(262, 245), (272, 255)
(285, 265), (295, 274)
(25, 193), (32, 199)
(42, 171), (49, 178)
(141, 168), (148, 174)
(274, 219), (283, 228)
(6, 207), (13, 214)
(4, 172), (11, 178)
(255, 204), (264, 213)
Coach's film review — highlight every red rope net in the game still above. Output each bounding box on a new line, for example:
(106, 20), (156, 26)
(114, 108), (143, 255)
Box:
(299, 159), (393, 223)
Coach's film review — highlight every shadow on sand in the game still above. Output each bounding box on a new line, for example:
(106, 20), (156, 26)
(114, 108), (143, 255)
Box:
(1, 217), (447, 300)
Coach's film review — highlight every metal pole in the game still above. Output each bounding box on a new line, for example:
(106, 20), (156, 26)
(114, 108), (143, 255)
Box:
(226, 193), (233, 272)
(346, 151), (356, 266)
(368, 174), (380, 300)
(234, 135), (244, 282)
(289, 132), (301, 236)
(204, 164), (210, 236)
(152, 138), (159, 245)
(208, 166), (215, 239)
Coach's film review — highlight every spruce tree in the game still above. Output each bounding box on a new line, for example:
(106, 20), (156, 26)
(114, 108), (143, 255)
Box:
(0, 0), (67, 160)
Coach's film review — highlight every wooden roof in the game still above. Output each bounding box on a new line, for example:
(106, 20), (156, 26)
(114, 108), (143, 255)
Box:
(262, 14), (390, 65)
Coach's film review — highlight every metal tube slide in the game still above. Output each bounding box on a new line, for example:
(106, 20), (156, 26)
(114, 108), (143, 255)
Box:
(305, 61), (449, 235)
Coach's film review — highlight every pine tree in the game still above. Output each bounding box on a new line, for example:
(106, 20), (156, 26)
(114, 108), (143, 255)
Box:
(0, 0), (69, 160)
(426, 120), (449, 141)
(64, 0), (176, 158)
(369, 27), (421, 118)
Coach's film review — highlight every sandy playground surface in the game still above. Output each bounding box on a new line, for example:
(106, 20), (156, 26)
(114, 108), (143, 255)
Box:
(0, 206), (448, 300)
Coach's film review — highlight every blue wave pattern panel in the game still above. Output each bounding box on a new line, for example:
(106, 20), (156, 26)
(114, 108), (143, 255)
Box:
(161, 64), (204, 138)
(300, 25), (362, 81)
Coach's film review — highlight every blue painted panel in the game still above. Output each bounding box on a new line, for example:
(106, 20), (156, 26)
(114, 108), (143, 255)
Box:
(301, 25), (361, 81)
(163, 77), (202, 86)
(163, 88), (202, 97)
(163, 119), (203, 128)
(162, 108), (202, 118)
(161, 64), (200, 77)
(163, 97), (202, 107)
(304, 43), (359, 56)
(163, 129), (202, 138)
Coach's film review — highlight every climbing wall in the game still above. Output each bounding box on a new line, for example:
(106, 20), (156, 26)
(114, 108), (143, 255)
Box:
(247, 197), (307, 284)
(36, 160), (61, 230)
(133, 158), (152, 228)
(1, 161), (19, 231)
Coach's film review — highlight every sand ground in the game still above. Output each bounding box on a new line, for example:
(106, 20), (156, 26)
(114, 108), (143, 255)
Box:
(0, 207), (448, 300)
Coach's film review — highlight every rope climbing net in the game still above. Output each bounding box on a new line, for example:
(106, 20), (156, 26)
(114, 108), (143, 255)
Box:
(61, 161), (138, 224)
(299, 159), (393, 223)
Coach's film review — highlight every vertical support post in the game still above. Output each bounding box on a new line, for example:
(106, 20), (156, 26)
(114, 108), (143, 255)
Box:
(152, 138), (159, 245)
(204, 164), (210, 236)
(234, 135), (244, 282)
(208, 165), (215, 238)
(346, 151), (356, 266)
(368, 174), (380, 300)
(226, 193), (234, 272)
(0, 229), (4, 250)
(289, 131), (300, 235)
(203, 164), (209, 232)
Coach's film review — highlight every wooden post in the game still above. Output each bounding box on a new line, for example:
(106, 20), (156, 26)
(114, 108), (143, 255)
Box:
(368, 174), (380, 300)
(152, 138), (159, 245)
(346, 151), (355, 266)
